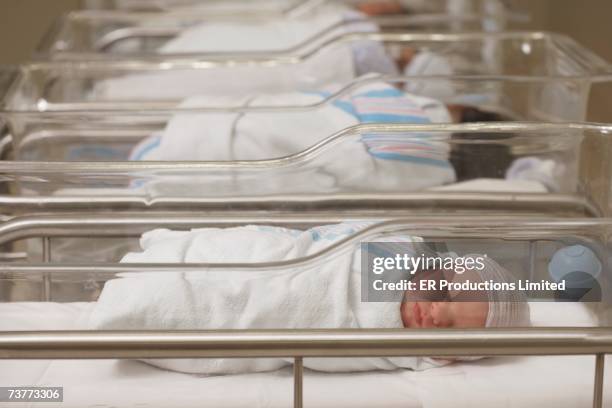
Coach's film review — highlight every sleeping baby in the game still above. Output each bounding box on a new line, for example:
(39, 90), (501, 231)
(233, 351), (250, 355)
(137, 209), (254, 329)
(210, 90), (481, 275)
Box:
(126, 79), (516, 192)
(128, 81), (453, 161)
(92, 3), (393, 100)
(126, 81), (457, 195)
(93, 2), (466, 102)
(89, 222), (530, 375)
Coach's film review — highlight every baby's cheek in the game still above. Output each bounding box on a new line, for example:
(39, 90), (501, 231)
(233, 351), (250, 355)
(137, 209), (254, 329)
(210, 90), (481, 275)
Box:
(473, 302), (489, 326)
(400, 300), (416, 328)
(431, 303), (453, 327)
(453, 302), (488, 328)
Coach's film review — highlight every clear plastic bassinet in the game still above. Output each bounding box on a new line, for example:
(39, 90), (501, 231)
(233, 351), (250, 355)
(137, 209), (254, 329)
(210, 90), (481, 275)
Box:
(0, 75), (597, 163)
(0, 123), (609, 217)
(37, 10), (504, 59)
(3, 32), (609, 108)
(0, 216), (610, 407)
(78, 0), (524, 17)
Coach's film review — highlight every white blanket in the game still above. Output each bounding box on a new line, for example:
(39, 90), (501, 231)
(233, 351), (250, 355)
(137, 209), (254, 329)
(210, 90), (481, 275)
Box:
(89, 223), (440, 374)
(93, 5), (377, 101)
(126, 82), (456, 195)
(158, 4), (368, 54)
(92, 45), (356, 101)
(114, 0), (316, 13)
(157, 4), (399, 78)
(130, 81), (452, 161)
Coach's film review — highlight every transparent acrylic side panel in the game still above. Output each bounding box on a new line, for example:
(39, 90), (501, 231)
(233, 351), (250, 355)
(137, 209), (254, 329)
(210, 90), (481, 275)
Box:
(81, 0), (297, 11)
(42, 14), (138, 56)
(41, 13), (502, 56)
(81, 0), (500, 13)
(4, 78), (592, 163)
(85, 0), (306, 12)
(4, 35), (599, 110)
(1, 222), (610, 406)
(10, 113), (163, 162)
(0, 126), (608, 213)
(0, 67), (20, 112)
(0, 219), (610, 406)
(0, 220), (610, 315)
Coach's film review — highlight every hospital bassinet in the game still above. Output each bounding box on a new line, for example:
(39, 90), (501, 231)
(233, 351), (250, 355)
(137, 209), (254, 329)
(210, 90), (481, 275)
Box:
(37, 10), (503, 59)
(0, 216), (611, 408)
(2, 32), (608, 107)
(0, 76), (597, 163)
(0, 123), (607, 217)
(78, 0), (522, 17)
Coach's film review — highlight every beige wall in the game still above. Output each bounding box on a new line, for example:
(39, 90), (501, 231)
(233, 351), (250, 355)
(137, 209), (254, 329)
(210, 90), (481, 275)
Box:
(0, 0), (610, 119)
(516, 0), (612, 122)
(0, 0), (79, 64)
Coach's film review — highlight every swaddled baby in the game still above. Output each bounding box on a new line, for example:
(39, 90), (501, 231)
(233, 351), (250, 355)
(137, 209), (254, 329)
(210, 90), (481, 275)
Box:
(129, 81), (452, 161)
(127, 81), (456, 196)
(93, 3), (391, 100)
(89, 222), (530, 375)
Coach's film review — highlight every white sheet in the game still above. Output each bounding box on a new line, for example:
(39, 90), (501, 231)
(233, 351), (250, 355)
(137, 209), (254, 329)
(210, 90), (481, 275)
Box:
(49, 178), (550, 202)
(1, 302), (610, 408)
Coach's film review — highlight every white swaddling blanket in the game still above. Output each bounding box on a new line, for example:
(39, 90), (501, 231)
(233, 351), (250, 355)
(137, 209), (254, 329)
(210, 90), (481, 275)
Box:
(158, 4), (368, 54)
(92, 5), (387, 101)
(114, 0), (319, 13)
(89, 223), (440, 374)
(92, 45), (355, 102)
(130, 81), (452, 161)
(128, 82), (456, 195)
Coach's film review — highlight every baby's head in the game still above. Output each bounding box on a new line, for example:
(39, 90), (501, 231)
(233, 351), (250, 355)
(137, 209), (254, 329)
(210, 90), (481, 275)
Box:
(401, 255), (530, 329)
(357, 1), (405, 16)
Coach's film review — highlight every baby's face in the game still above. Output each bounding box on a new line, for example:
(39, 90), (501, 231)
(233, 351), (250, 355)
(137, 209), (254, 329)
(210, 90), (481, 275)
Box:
(401, 300), (488, 329)
(357, 1), (405, 16)
(400, 268), (488, 329)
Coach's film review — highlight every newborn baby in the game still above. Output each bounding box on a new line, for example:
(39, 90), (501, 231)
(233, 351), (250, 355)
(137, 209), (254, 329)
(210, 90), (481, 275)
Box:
(359, 1), (407, 16)
(93, 3), (395, 100)
(358, 1), (455, 16)
(126, 81), (456, 195)
(129, 81), (452, 161)
(90, 222), (530, 375)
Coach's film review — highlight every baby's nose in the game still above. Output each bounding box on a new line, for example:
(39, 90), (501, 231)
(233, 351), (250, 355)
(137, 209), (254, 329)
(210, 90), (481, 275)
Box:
(430, 302), (452, 328)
